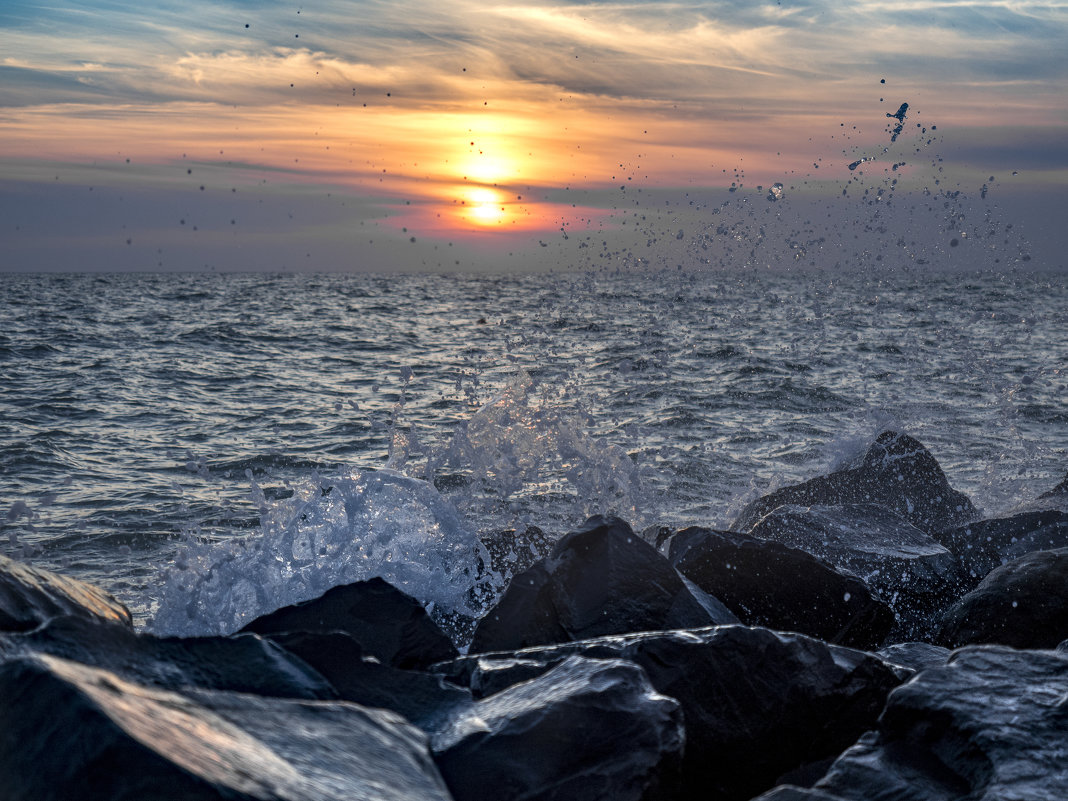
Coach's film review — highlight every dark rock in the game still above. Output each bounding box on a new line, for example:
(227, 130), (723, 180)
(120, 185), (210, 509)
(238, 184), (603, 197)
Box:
(436, 625), (906, 801)
(748, 503), (965, 638)
(267, 630), (471, 731)
(933, 509), (1068, 586)
(934, 547), (1068, 649)
(0, 653), (454, 801)
(469, 516), (736, 653)
(667, 526), (893, 649)
(875, 642), (951, 672)
(0, 615), (336, 699)
(432, 655), (684, 801)
(479, 524), (553, 576)
(755, 645), (1068, 801)
(732, 431), (977, 534)
(1038, 471), (1068, 499)
(240, 576), (457, 670)
(0, 553), (132, 633)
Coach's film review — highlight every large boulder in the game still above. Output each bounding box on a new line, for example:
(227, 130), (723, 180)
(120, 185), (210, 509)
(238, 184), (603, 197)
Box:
(747, 503), (965, 638)
(469, 516), (736, 653)
(240, 576), (457, 670)
(667, 526), (894, 649)
(0, 615), (336, 699)
(432, 655), (684, 801)
(934, 547), (1068, 649)
(0, 554), (132, 632)
(732, 431), (977, 534)
(435, 625), (906, 801)
(0, 653), (453, 801)
(755, 645), (1068, 801)
(933, 509), (1068, 586)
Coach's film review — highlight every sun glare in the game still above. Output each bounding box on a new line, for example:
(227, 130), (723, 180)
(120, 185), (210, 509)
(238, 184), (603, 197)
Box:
(463, 187), (508, 226)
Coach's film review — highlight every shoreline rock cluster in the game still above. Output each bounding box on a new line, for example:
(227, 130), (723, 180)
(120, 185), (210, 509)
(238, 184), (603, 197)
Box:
(2, 430), (1067, 800)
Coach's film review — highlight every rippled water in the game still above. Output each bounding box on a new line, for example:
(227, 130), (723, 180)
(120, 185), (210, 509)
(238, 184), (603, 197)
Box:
(1, 268), (1066, 626)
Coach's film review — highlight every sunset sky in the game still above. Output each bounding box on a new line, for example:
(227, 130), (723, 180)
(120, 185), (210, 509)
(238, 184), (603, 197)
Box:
(2, 0), (1066, 272)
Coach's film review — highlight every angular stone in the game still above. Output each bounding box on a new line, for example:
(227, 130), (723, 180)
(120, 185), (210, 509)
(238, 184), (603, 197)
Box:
(933, 509), (1068, 586)
(934, 547), (1068, 649)
(875, 642), (951, 672)
(0, 553), (132, 633)
(667, 526), (893, 649)
(240, 576), (457, 670)
(732, 431), (977, 534)
(0, 653), (453, 801)
(436, 625), (906, 801)
(755, 646), (1068, 801)
(0, 615), (336, 699)
(432, 655), (684, 801)
(470, 516), (736, 653)
(1038, 471), (1068, 500)
(748, 503), (965, 638)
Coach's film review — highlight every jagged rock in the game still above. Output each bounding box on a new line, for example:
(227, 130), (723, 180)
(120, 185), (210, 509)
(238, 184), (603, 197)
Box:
(934, 547), (1068, 649)
(435, 625), (906, 801)
(267, 630), (471, 731)
(432, 655), (684, 801)
(0, 615), (336, 699)
(0, 553), (132, 632)
(732, 431), (976, 534)
(667, 526), (893, 649)
(469, 516), (736, 653)
(755, 646), (1068, 801)
(1038, 471), (1068, 500)
(0, 653), (453, 801)
(748, 503), (965, 638)
(240, 576), (457, 670)
(933, 509), (1068, 586)
(875, 642), (951, 672)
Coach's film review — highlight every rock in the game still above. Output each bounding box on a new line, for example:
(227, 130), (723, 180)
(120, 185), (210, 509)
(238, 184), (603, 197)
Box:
(934, 547), (1068, 649)
(732, 431), (976, 534)
(875, 642), (951, 672)
(0, 553), (132, 633)
(747, 503), (965, 638)
(436, 625), (906, 801)
(1038, 471), (1068, 500)
(755, 645), (1068, 801)
(0, 615), (336, 699)
(267, 630), (471, 731)
(240, 576), (457, 670)
(432, 655), (684, 801)
(479, 524), (553, 577)
(933, 509), (1068, 586)
(0, 653), (453, 801)
(469, 516), (736, 653)
(667, 526), (893, 649)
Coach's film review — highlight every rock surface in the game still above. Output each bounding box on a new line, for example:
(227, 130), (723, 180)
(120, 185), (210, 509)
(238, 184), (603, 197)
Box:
(875, 641), (952, 672)
(436, 625), (906, 801)
(667, 526), (893, 649)
(469, 516), (736, 653)
(933, 509), (1068, 586)
(755, 645), (1068, 801)
(0, 653), (454, 801)
(935, 547), (1068, 649)
(732, 430), (977, 534)
(0, 553), (132, 632)
(240, 576), (457, 670)
(432, 655), (684, 801)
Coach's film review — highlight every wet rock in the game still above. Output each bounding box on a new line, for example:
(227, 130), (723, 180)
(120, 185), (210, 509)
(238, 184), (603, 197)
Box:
(469, 516), (736, 653)
(755, 645), (1068, 801)
(933, 509), (1068, 586)
(748, 503), (964, 638)
(732, 431), (976, 535)
(667, 526), (893, 649)
(267, 630), (471, 731)
(875, 642), (951, 672)
(240, 576), (457, 670)
(479, 524), (553, 576)
(0, 615), (336, 699)
(934, 547), (1068, 649)
(1038, 471), (1068, 500)
(0, 553), (132, 632)
(432, 655), (684, 801)
(436, 625), (906, 801)
(0, 653), (453, 801)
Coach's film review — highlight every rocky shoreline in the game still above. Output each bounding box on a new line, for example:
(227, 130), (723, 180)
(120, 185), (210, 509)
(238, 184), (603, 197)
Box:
(2, 431), (1067, 800)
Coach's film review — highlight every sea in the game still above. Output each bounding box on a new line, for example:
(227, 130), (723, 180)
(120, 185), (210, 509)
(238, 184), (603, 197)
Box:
(2, 265), (1066, 639)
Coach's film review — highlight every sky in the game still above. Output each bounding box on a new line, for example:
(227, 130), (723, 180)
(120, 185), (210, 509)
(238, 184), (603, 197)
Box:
(1, 0), (1066, 272)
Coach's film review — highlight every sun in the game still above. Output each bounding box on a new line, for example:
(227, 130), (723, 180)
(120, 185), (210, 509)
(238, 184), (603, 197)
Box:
(462, 187), (509, 226)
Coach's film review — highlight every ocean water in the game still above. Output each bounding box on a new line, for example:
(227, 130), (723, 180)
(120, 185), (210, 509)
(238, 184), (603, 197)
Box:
(2, 267), (1066, 635)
